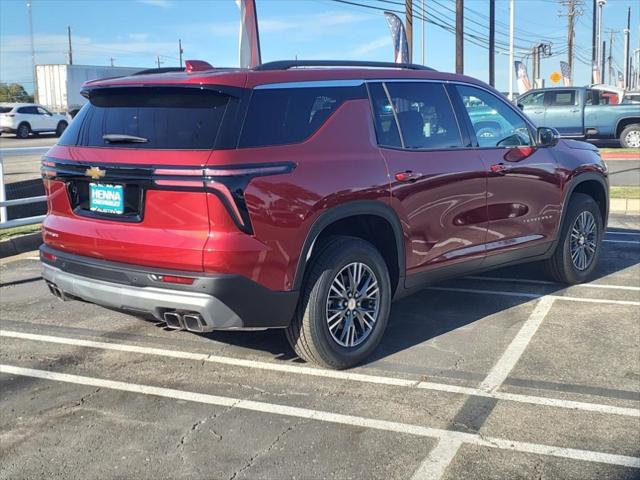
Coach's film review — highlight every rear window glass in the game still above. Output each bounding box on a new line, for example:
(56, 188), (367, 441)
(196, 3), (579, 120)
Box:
(0, 107), (13, 113)
(238, 85), (364, 148)
(59, 87), (230, 149)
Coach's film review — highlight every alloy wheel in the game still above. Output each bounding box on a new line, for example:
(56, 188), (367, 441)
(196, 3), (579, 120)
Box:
(325, 262), (380, 348)
(624, 130), (640, 148)
(570, 211), (597, 271)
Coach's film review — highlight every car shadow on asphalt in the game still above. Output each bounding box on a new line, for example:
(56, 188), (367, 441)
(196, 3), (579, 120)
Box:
(174, 229), (639, 368)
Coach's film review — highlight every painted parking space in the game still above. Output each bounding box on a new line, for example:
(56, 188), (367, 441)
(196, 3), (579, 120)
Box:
(0, 215), (638, 479)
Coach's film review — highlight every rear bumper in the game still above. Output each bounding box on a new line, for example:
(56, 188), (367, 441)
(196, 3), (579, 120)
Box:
(40, 246), (298, 330)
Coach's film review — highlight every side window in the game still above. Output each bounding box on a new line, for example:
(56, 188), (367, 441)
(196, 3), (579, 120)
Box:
(586, 89), (600, 106)
(37, 107), (50, 115)
(455, 85), (533, 148)
(546, 90), (576, 107)
(519, 92), (544, 107)
(368, 83), (402, 148)
(384, 82), (463, 150)
(17, 106), (35, 114)
(239, 85), (364, 148)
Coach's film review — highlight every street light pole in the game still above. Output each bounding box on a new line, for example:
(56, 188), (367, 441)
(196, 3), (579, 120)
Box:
(596, 0), (606, 78)
(27, 1), (36, 102)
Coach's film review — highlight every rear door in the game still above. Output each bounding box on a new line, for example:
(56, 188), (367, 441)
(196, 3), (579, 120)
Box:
(42, 86), (237, 271)
(17, 106), (40, 130)
(543, 89), (583, 136)
(368, 81), (488, 283)
(452, 84), (563, 267)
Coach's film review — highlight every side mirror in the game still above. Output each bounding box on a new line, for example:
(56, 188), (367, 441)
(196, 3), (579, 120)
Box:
(517, 103), (524, 111)
(537, 127), (559, 147)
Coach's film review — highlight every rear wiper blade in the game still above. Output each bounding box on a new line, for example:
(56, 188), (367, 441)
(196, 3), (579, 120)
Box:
(102, 134), (148, 143)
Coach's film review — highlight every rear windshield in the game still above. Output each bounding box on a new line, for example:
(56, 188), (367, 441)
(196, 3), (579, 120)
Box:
(59, 87), (230, 149)
(0, 107), (13, 113)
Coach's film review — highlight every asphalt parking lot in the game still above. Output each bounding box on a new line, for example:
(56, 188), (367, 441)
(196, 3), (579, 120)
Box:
(1, 214), (639, 480)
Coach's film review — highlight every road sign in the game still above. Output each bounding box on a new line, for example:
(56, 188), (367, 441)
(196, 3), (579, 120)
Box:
(550, 71), (562, 84)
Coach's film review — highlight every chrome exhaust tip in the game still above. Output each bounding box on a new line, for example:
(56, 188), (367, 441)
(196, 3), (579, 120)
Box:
(183, 313), (209, 333)
(163, 312), (185, 330)
(47, 282), (68, 301)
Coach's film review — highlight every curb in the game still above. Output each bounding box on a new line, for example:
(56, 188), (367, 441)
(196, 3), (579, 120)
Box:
(601, 153), (639, 160)
(0, 232), (42, 259)
(610, 198), (640, 215)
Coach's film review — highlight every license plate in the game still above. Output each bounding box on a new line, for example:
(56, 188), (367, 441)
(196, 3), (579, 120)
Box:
(89, 183), (124, 214)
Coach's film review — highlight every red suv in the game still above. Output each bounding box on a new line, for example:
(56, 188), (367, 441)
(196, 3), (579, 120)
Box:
(40, 60), (608, 369)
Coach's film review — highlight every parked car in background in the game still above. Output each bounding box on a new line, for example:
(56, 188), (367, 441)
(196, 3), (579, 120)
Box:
(622, 91), (640, 105)
(41, 60), (608, 369)
(517, 87), (640, 148)
(0, 103), (68, 138)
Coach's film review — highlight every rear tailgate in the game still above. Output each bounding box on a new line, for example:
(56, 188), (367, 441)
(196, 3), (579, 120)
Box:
(42, 85), (240, 271)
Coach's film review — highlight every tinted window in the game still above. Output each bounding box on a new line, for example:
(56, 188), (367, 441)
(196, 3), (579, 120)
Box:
(384, 82), (462, 149)
(37, 107), (51, 115)
(546, 90), (576, 106)
(456, 85), (532, 148)
(586, 89), (600, 106)
(368, 83), (402, 148)
(239, 86), (363, 148)
(0, 107), (13, 113)
(519, 91), (544, 107)
(59, 87), (230, 149)
(17, 106), (37, 114)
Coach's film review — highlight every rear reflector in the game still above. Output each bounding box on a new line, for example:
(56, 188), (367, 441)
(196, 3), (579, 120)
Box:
(41, 251), (57, 262)
(154, 274), (195, 285)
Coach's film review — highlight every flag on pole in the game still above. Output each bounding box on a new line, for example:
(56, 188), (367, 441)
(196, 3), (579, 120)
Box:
(384, 12), (409, 64)
(235, 0), (261, 68)
(560, 61), (572, 86)
(592, 62), (601, 84)
(514, 61), (532, 95)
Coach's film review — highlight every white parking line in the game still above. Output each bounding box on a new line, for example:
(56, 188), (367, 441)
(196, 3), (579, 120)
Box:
(2, 330), (638, 417)
(603, 239), (640, 245)
(466, 276), (640, 292)
(2, 364), (638, 469)
(410, 438), (463, 480)
(480, 297), (556, 393)
(426, 286), (640, 306)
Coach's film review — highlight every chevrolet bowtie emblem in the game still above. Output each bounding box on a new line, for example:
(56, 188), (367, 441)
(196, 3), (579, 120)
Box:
(85, 166), (106, 180)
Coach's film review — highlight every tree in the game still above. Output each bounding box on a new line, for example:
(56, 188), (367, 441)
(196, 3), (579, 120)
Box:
(0, 83), (34, 103)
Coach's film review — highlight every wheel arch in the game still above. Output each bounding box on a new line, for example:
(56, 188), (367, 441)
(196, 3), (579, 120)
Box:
(293, 200), (405, 296)
(561, 172), (609, 232)
(615, 117), (640, 138)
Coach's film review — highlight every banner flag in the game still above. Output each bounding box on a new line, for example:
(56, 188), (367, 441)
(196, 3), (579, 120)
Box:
(235, 0), (261, 68)
(560, 61), (572, 86)
(384, 12), (409, 64)
(514, 61), (532, 95)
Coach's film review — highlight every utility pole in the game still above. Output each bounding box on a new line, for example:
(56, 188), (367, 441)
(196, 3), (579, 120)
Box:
(421, 0), (425, 65)
(508, 0), (515, 100)
(606, 29), (618, 85)
(623, 7), (630, 89)
(455, 0), (464, 74)
(405, 0), (413, 63)
(156, 55), (163, 69)
(532, 45), (539, 85)
(179, 39), (184, 68)
(109, 57), (115, 67)
(558, 1), (582, 76)
(489, 0), (495, 86)
(67, 25), (73, 65)
(591, 0), (597, 67)
(27, 1), (36, 102)
(601, 40), (606, 83)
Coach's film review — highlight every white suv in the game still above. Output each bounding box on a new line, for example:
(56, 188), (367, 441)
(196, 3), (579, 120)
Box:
(0, 103), (68, 139)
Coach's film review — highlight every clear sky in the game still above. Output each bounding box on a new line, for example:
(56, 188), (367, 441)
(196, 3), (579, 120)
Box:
(1, 0), (638, 93)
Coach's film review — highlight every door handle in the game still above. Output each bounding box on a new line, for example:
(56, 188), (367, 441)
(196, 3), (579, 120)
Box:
(395, 171), (422, 182)
(569, 108), (580, 113)
(533, 111), (544, 114)
(490, 163), (509, 175)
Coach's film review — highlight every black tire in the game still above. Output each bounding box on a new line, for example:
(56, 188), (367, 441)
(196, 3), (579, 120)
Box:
(16, 123), (30, 139)
(545, 193), (603, 284)
(619, 124), (640, 149)
(285, 235), (392, 369)
(55, 121), (68, 137)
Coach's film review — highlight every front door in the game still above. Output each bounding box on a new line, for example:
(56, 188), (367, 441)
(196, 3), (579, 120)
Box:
(518, 90), (546, 127)
(368, 81), (488, 284)
(453, 84), (563, 268)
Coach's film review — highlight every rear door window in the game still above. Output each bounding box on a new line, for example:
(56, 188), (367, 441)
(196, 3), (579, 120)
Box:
(238, 85), (364, 148)
(383, 82), (463, 150)
(59, 87), (231, 149)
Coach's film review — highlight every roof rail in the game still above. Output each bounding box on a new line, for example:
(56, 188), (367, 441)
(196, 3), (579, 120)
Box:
(133, 67), (185, 76)
(254, 60), (435, 71)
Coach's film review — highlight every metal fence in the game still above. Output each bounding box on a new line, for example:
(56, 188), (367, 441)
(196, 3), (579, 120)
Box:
(0, 152), (47, 229)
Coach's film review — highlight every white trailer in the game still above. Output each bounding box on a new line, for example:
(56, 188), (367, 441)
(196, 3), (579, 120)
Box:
(36, 64), (146, 116)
